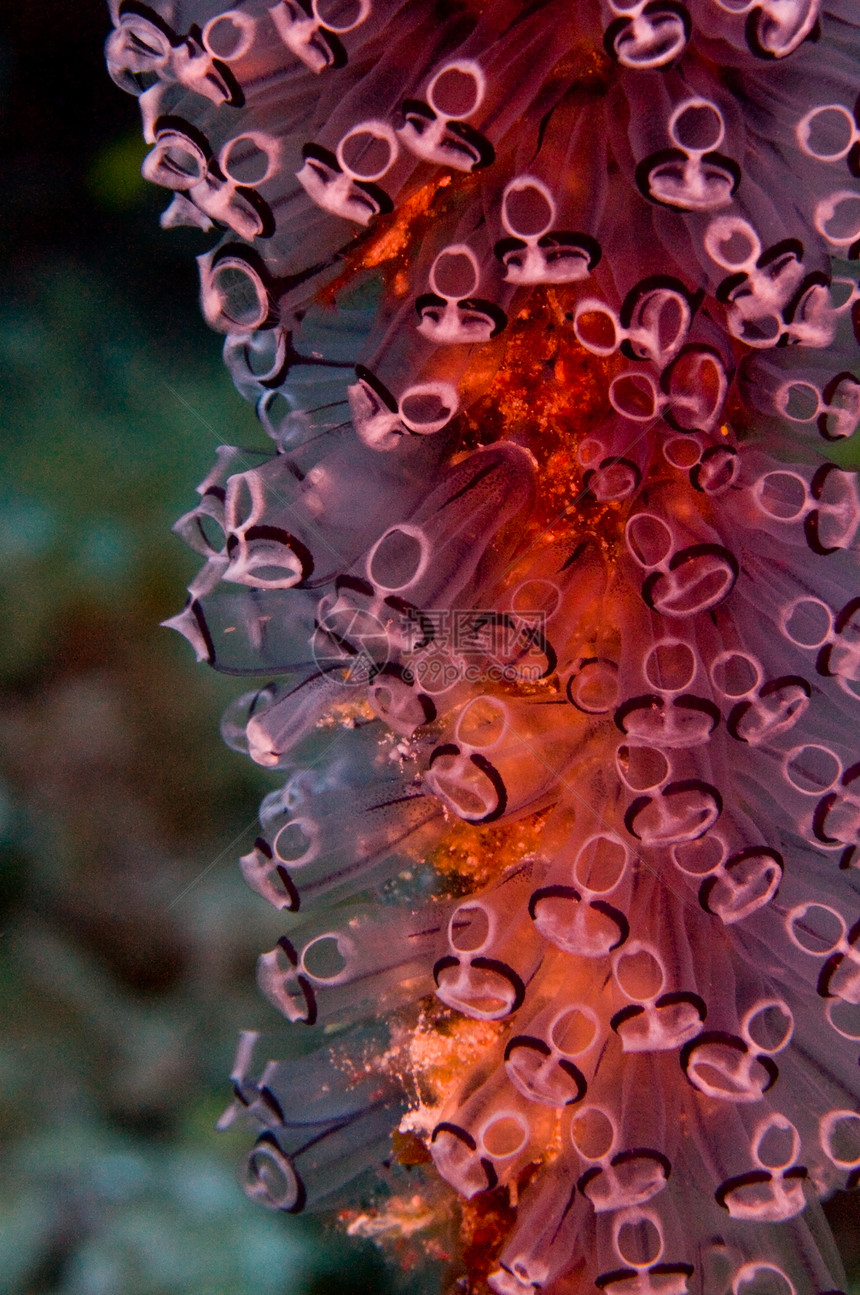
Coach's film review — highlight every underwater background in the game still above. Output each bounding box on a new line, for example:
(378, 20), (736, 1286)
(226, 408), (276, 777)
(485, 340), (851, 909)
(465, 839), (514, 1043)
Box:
(1, 3), (859, 1294)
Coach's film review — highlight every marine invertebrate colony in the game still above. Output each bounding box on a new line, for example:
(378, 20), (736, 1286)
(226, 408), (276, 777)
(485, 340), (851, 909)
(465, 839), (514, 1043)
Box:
(107, 1), (860, 1290)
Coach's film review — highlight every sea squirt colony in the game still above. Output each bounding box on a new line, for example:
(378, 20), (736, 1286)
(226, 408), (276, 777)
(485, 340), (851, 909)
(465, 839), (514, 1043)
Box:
(107, 1), (860, 1292)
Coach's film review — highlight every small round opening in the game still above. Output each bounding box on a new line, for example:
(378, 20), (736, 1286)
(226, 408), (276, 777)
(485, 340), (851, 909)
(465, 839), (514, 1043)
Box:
(195, 511), (226, 554)
(567, 660), (618, 713)
(756, 471), (807, 520)
(570, 1107), (614, 1160)
(244, 1143), (300, 1210)
(626, 513), (673, 567)
(615, 1215), (662, 1268)
(799, 105), (855, 161)
(274, 820), (314, 864)
(781, 598), (831, 648)
(827, 998), (860, 1040)
(632, 289), (687, 357)
(821, 1111), (860, 1167)
(744, 1001), (793, 1053)
(457, 697), (507, 749)
(449, 902), (492, 953)
(784, 744), (840, 794)
(302, 934), (348, 982)
(313, 0), (370, 33)
(777, 381), (820, 423)
(672, 834), (725, 876)
(156, 135), (206, 184)
(221, 134), (274, 185)
(616, 744), (670, 792)
(369, 528), (425, 591)
(710, 651), (759, 697)
(399, 384), (456, 432)
(203, 11), (256, 59)
(211, 262), (268, 329)
(672, 100), (724, 152)
(550, 1007), (598, 1057)
(574, 835), (628, 892)
(732, 1263), (794, 1295)
(754, 1118), (797, 1172)
(428, 62), (484, 118)
(664, 436), (701, 469)
(429, 754), (499, 820)
(788, 902), (845, 956)
(610, 373), (659, 420)
(575, 307), (618, 354)
(644, 640), (696, 691)
(480, 1114), (529, 1159)
(338, 125), (396, 181)
(707, 218), (758, 269)
(430, 246), (480, 298)
(503, 178), (555, 238)
(816, 191), (860, 246)
(615, 946), (664, 1000)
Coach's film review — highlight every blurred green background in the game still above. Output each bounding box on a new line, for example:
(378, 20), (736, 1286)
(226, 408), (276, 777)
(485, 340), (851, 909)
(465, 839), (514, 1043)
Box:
(0, 5), (858, 1294)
